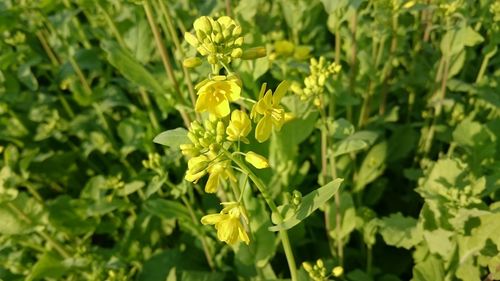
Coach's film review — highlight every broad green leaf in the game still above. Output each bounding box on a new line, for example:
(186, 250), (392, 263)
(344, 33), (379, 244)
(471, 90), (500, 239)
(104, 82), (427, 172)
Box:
(180, 270), (225, 281)
(153, 128), (189, 149)
(388, 126), (418, 162)
(27, 253), (68, 281)
(379, 213), (422, 249)
(412, 255), (444, 281)
(330, 118), (355, 140)
(118, 181), (145, 196)
(334, 139), (367, 156)
(455, 257), (480, 281)
(328, 192), (356, 240)
(354, 141), (387, 192)
(48, 196), (97, 235)
(143, 199), (192, 222)
(269, 178), (343, 231)
(0, 193), (43, 235)
(423, 229), (454, 259)
(101, 40), (164, 95)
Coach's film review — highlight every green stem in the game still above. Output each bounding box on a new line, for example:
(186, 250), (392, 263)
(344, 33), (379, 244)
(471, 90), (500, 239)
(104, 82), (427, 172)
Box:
(180, 195), (215, 270)
(348, 9), (358, 123)
(225, 151), (298, 281)
(142, 0), (191, 128)
(475, 48), (495, 84)
(157, 0), (198, 114)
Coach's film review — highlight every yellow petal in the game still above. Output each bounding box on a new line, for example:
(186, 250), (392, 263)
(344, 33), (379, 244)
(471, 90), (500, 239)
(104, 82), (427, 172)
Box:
(273, 80), (290, 105)
(212, 99), (230, 118)
(255, 115), (273, 143)
(195, 92), (209, 112)
(184, 32), (199, 47)
(205, 172), (220, 193)
(238, 226), (250, 245)
(201, 213), (224, 225)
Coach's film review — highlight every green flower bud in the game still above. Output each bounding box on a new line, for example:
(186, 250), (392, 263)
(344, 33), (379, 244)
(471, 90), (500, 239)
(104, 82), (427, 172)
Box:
(234, 37), (244, 46)
(194, 16), (212, 34)
(183, 57), (202, 68)
(232, 25), (242, 37)
(230, 48), (243, 58)
(241, 47), (267, 60)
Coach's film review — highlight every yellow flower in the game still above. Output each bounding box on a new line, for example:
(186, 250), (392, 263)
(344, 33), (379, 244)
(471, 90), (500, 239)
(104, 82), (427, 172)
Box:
(251, 81), (290, 143)
(184, 155), (209, 183)
(226, 110), (251, 143)
(245, 151), (269, 169)
(195, 75), (241, 118)
(201, 202), (250, 245)
(204, 160), (235, 193)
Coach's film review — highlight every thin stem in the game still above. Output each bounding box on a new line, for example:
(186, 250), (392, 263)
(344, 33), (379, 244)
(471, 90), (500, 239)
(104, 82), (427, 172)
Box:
(63, 0), (92, 49)
(335, 26), (341, 64)
(143, 0), (191, 127)
(348, 9), (358, 123)
(95, 1), (127, 48)
(379, 13), (399, 116)
(180, 195), (215, 270)
(475, 48), (495, 84)
(157, 0), (198, 114)
(367, 245), (373, 276)
(225, 151), (298, 281)
(225, 0), (232, 17)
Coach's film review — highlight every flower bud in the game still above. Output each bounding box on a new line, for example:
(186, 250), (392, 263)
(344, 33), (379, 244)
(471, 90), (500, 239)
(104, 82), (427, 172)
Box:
(232, 25), (242, 37)
(230, 48), (243, 58)
(241, 47), (267, 60)
(194, 16), (212, 34)
(234, 37), (244, 46)
(183, 57), (202, 68)
(332, 266), (344, 277)
(245, 151), (269, 169)
(302, 262), (313, 272)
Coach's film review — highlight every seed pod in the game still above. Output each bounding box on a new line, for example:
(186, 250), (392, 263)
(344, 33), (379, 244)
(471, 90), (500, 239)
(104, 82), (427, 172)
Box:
(241, 47), (267, 60)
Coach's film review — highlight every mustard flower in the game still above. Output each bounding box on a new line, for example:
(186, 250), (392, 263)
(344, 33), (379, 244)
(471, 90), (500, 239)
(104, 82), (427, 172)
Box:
(226, 110), (251, 143)
(184, 155), (209, 183)
(251, 81), (290, 143)
(195, 75), (241, 118)
(204, 160), (235, 193)
(201, 202), (250, 245)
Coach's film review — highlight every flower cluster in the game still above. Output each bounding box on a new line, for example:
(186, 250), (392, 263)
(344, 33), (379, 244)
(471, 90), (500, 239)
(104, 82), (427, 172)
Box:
(302, 259), (343, 281)
(201, 202), (250, 245)
(180, 15), (292, 246)
(292, 56), (341, 106)
(184, 16), (244, 65)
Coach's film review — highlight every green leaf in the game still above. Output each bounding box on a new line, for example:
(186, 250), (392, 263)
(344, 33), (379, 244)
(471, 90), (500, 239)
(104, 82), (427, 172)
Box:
(180, 270), (225, 281)
(101, 40), (164, 95)
(0, 193), (43, 235)
(143, 199), (192, 222)
(48, 196), (97, 235)
(27, 253), (68, 281)
(423, 229), (454, 259)
(153, 128), (189, 149)
(455, 257), (480, 281)
(412, 255), (445, 281)
(354, 141), (387, 192)
(379, 213), (422, 249)
(17, 64), (38, 91)
(328, 192), (356, 240)
(269, 178), (343, 231)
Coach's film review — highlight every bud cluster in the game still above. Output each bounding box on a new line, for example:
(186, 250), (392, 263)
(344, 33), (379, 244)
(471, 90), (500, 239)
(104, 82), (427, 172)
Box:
(184, 16), (244, 65)
(302, 259), (343, 281)
(293, 57), (341, 106)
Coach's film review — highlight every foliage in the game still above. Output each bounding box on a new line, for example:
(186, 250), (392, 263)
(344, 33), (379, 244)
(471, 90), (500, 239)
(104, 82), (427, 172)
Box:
(0, 0), (499, 280)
